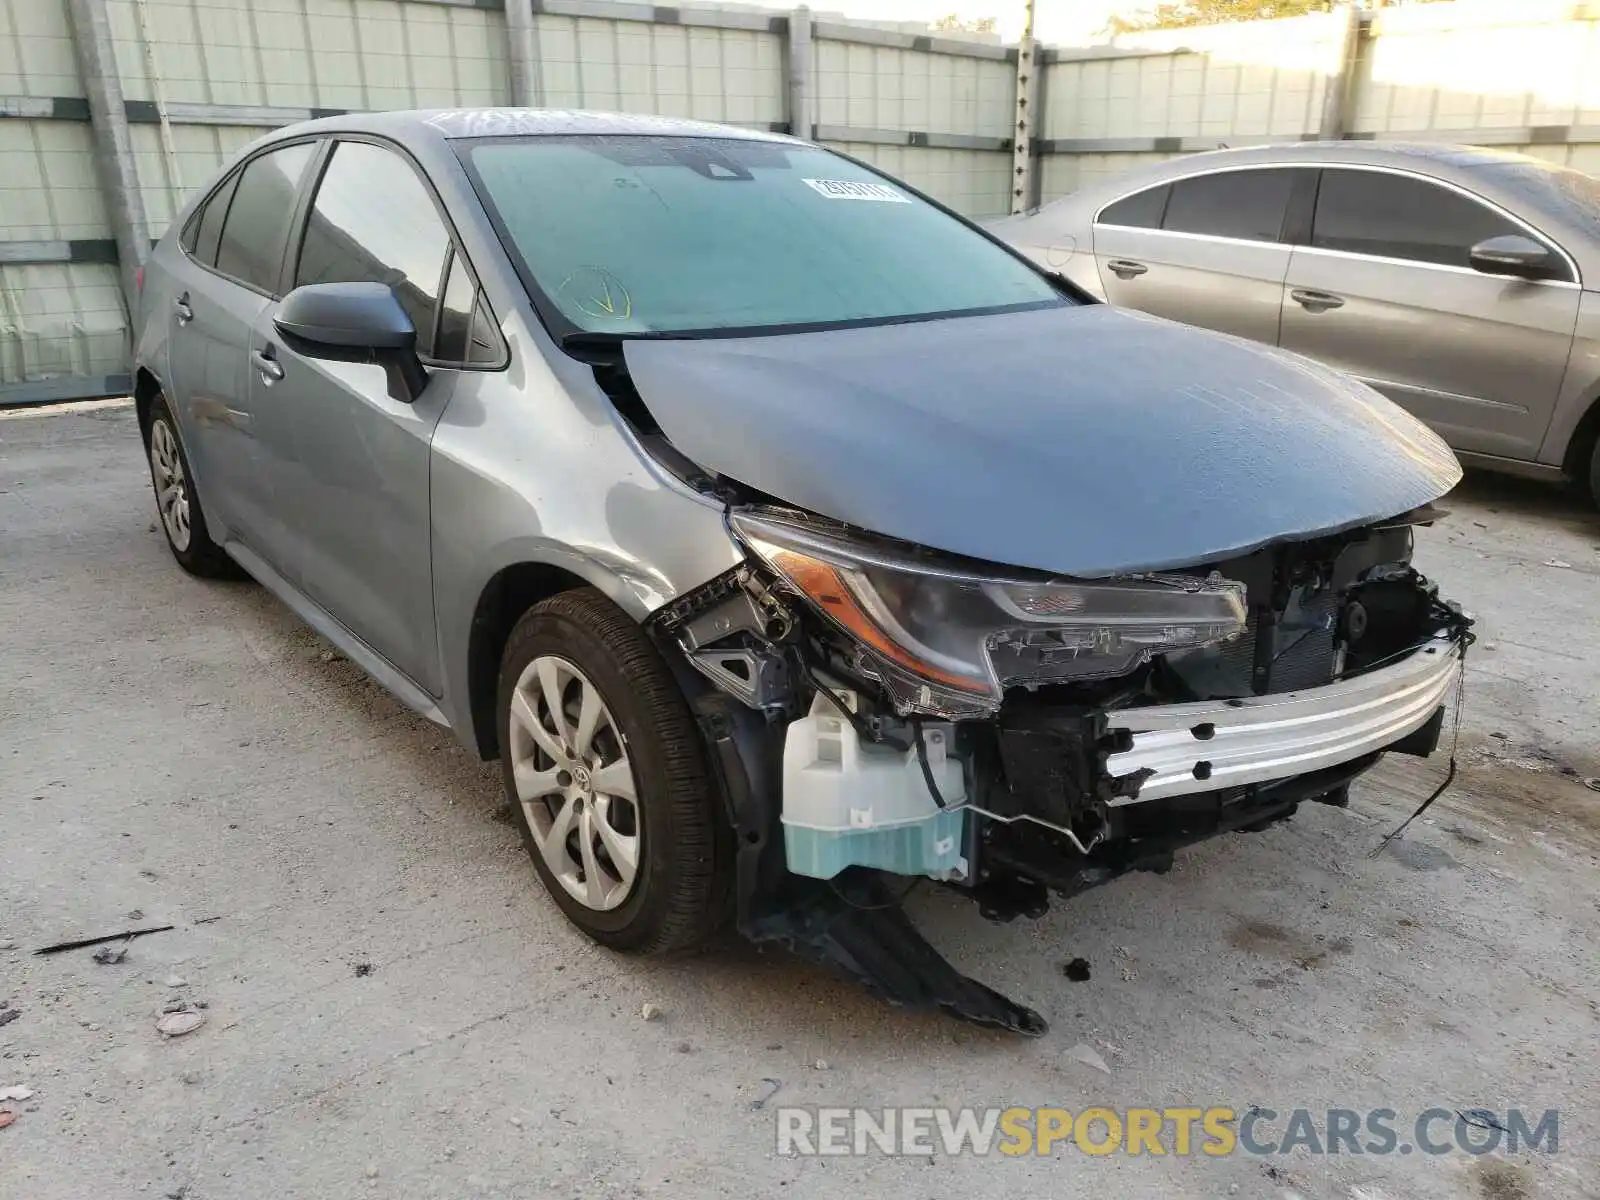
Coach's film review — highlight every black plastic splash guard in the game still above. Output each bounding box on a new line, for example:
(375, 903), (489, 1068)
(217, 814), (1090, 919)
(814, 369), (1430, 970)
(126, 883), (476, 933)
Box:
(690, 689), (1047, 1036)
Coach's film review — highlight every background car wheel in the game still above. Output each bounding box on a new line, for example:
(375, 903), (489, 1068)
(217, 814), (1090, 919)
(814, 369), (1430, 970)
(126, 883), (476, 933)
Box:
(144, 393), (244, 579)
(1589, 437), (1600, 509)
(496, 587), (731, 955)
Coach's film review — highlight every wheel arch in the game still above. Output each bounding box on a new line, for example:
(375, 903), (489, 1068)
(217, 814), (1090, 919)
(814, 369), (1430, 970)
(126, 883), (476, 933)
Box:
(1560, 389), (1600, 484)
(465, 561), (593, 760)
(133, 366), (163, 446)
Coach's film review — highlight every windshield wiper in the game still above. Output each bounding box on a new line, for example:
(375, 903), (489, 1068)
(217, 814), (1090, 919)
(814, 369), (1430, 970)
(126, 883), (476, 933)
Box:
(561, 329), (684, 348)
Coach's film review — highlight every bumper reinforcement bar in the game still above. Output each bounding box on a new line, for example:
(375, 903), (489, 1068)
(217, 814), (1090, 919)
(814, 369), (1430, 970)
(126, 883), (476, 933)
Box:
(1105, 635), (1464, 804)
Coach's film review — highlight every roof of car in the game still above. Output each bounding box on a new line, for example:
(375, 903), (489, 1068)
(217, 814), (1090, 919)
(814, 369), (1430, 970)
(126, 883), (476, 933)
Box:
(1159, 140), (1547, 171)
(1013, 137), (1600, 285)
(284, 107), (797, 144)
(1040, 139), (1595, 235)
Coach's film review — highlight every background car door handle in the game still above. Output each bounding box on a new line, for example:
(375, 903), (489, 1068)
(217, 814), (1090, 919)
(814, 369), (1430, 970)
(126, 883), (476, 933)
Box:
(251, 348), (285, 384)
(174, 294), (193, 325)
(1107, 259), (1148, 279)
(1291, 288), (1345, 313)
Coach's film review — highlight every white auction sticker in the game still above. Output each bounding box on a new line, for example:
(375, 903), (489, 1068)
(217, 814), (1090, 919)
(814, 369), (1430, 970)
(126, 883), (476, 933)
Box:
(802, 178), (911, 203)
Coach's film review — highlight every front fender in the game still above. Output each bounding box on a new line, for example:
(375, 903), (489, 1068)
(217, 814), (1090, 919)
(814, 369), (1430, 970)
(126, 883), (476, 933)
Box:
(1540, 289), (1600, 469)
(426, 338), (743, 752)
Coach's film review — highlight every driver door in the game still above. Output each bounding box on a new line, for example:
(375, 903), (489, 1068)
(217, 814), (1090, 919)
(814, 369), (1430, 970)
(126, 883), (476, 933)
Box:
(261, 137), (460, 696)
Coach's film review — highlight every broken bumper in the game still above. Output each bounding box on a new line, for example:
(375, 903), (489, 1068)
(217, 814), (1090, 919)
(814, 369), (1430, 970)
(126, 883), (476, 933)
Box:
(1105, 634), (1463, 804)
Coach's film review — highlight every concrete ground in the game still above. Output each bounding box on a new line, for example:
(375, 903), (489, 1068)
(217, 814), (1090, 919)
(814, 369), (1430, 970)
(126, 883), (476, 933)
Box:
(2, 401), (1598, 1200)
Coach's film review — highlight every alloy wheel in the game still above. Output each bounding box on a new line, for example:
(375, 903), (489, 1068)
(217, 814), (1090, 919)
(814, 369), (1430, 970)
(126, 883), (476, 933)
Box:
(149, 418), (192, 552)
(507, 655), (641, 911)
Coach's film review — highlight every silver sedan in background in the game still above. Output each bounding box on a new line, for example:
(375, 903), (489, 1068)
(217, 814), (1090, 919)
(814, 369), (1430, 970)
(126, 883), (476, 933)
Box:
(995, 142), (1600, 505)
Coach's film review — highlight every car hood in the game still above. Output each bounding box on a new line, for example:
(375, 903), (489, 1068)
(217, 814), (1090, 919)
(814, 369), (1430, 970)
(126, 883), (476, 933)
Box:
(623, 305), (1461, 577)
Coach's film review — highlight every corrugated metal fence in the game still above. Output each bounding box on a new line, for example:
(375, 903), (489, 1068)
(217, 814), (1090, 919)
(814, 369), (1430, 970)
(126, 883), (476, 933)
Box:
(1039, 0), (1600, 196)
(5, 0), (1600, 406)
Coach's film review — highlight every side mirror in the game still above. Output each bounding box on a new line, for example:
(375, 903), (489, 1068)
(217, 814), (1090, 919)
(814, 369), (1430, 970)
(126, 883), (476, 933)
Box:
(274, 282), (427, 400)
(1468, 234), (1553, 280)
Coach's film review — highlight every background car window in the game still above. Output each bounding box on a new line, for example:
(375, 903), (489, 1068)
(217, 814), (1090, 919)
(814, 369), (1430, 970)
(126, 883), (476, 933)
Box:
(1098, 183), (1169, 228)
(1311, 169), (1532, 269)
(214, 142), (315, 292)
(191, 171), (240, 268)
(295, 140), (451, 359)
(1162, 169), (1296, 242)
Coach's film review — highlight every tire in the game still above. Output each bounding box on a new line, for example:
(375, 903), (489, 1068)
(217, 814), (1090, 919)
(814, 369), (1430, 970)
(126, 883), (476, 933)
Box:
(1588, 437), (1600, 510)
(144, 392), (245, 579)
(496, 587), (730, 955)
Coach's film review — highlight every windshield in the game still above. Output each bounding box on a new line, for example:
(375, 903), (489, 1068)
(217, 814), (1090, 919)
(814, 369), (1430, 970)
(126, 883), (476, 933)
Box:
(461, 134), (1066, 337)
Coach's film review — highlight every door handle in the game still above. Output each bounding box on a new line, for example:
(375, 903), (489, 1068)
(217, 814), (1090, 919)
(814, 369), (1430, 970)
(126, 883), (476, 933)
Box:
(1107, 259), (1148, 280)
(251, 348), (285, 384)
(174, 294), (193, 325)
(1291, 288), (1345, 313)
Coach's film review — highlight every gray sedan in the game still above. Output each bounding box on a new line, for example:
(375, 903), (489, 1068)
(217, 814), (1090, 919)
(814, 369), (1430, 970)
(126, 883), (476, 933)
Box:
(994, 142), (1600, 504)
(133, 110), (1469, 1033)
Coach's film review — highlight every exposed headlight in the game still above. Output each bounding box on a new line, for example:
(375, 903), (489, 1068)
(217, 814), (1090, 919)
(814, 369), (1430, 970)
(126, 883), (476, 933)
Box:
(731, 513), (1247, 717)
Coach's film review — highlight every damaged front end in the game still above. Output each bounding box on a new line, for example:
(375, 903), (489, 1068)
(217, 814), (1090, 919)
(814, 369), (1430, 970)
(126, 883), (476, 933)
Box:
(648, 507), (1472, 1036)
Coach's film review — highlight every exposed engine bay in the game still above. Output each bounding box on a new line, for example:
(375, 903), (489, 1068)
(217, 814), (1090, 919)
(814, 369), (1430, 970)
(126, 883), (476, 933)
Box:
(647, 503), (1473, 1035)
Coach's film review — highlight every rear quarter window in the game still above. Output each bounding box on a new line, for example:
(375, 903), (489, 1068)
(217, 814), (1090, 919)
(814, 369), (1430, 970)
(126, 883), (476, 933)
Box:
(1098, 184), (1170, 229)
(188, 171), (240, 268)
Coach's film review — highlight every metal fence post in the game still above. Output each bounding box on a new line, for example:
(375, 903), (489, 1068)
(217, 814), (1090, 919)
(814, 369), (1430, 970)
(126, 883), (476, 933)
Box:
(133, 0), (184, 199)
(506, 0), (542, 107)
(63, 0), (151, 318)
(1319, 3), (1365, 140)
(1009, 0), (1038, 213)
(787, 5), (814, 140)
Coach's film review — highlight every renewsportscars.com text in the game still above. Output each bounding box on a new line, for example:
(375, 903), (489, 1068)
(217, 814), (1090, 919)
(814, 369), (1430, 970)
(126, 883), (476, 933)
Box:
(775, 1106), (1559, 1158)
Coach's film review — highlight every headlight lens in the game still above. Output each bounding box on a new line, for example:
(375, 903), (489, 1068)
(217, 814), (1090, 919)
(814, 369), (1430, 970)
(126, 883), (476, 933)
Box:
(732, 513), (1247, 716)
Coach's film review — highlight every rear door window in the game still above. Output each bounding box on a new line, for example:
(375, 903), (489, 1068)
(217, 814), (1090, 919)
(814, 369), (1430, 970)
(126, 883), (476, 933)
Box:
(1162, 168), (1296, 243)
(215, 142), (317, 293)
(1098, 184), (1169, 229)
(1310, 168), (1557, 272)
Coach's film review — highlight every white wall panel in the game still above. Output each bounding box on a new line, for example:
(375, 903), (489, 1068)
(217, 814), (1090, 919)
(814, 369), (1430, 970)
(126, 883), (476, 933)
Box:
(814, 39), (1012, 136)
(0, 0), (80, 96)
(0, 262), (127, 385)
(533, 15), (783, 126)
(1043, 11), (1342, 144)
(1352, 0), (1600, 135)
(102, 0), (509, 111)
(1036, 1), (1600, 217)
(0, 119), (108, 239)
(1518, 142), (1600, 176)
(826, 141), (1009, 218)
(1039, 150), (1180, 205)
